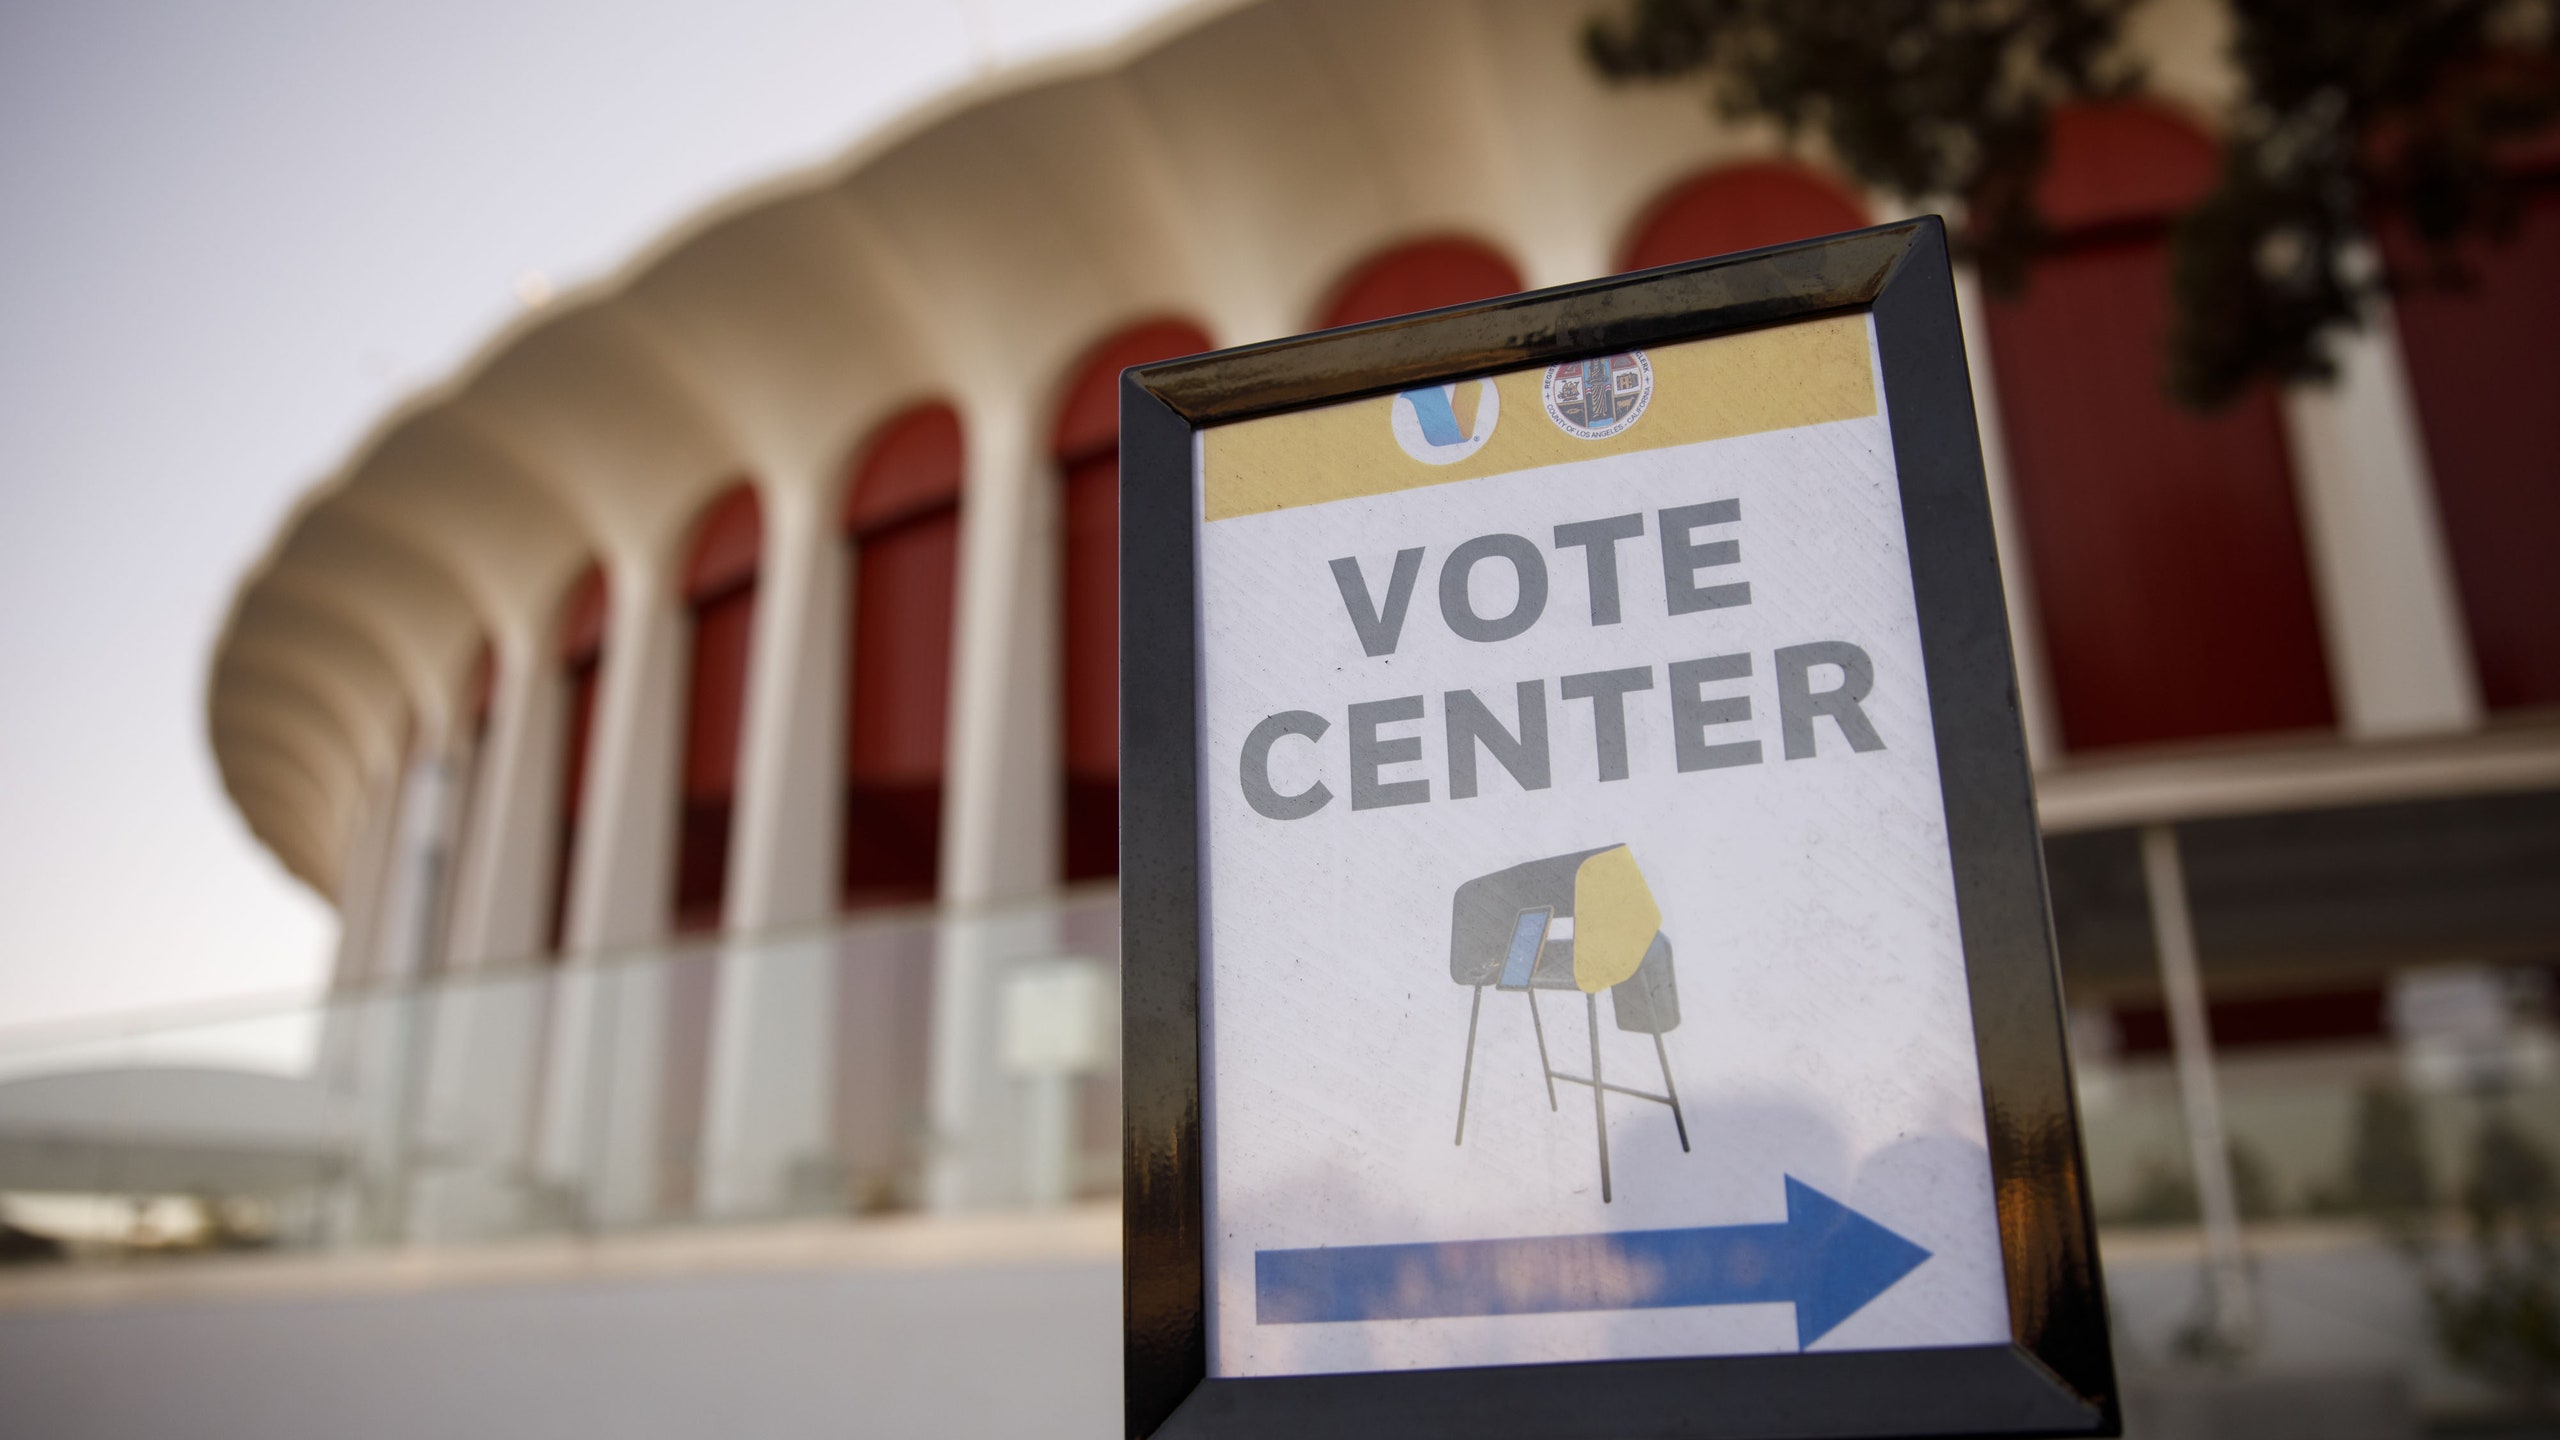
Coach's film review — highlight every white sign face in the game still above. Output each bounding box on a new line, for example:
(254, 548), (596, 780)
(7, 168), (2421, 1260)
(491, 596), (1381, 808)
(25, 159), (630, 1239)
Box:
(1192, 315), (2012, 1380)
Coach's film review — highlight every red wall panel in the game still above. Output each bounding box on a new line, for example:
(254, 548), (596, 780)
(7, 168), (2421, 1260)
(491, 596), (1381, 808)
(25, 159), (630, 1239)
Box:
(685, 486), (763, 600)
(1984, 104), (2336, 752)
(558, 563), (609, 662)
(547, 564), (607, 957)
(1054, 321), (1212, 883)
(2035, 103), (2221, 232)
(673, 485), (761, 933)
(547, 657), (602, 956)
(2382, 177), (2560, 712)
(845, 404), (964, 530)
(1318, 237), (1521, 329)
(1619, 162), (1869, 272)
(1061, 445), (1120, 794)
(674, 583), (755, 931)
(842, 403), (966, 907)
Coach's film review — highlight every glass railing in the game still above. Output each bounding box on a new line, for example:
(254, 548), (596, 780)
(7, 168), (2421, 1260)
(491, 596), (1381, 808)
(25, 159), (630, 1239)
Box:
(4, 892), (2551, 1268)
(2075, 1031), (2560, 1232)
(0, 890), (1121, 1259)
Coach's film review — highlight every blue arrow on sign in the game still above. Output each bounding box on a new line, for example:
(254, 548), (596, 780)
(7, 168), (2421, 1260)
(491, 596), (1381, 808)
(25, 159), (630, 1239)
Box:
(1254, 1177), (1930, 1349)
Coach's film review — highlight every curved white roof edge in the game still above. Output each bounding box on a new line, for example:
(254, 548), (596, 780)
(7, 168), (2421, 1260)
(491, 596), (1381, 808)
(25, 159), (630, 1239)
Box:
(207, 0), (1255, 714)
(204, 0), (1301, 889)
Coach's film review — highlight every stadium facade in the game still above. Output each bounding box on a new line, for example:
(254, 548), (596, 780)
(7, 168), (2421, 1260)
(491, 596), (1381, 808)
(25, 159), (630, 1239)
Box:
(7, 0), (2555, 1433)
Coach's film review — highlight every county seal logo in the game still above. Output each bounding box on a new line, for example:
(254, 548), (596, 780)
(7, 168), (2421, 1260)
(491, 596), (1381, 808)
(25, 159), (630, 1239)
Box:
(1543, 351), (1653, 440)
(1390, 378), (1500, 465)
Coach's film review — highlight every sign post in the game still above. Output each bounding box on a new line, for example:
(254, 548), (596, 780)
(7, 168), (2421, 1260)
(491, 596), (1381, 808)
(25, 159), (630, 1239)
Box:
(1121, 219), (2114, 1439)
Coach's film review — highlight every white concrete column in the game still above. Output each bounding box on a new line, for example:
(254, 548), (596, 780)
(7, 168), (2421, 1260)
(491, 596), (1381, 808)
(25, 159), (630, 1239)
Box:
(927, 387), (1057, 1211)
(312, 732), (458, 1240)
(942, 385), (1059, 904)
(535, 555), (686, 1225)
(444, 635), (564, 971)
(413, 635), (561, 1239)
(563, 559), (686, 953)
(368, 749), (457, 986)
(312, 764), (403, 1096)
(2281, 290), (2481, 739)
(700, 473), (848, 1218)
(326, 764), (404, 993)
(726, 476), (846, 930)
(335, 746), (455, 1242)
(1952, 265), (2064, 767)
(2141, 824), (2257, 1350)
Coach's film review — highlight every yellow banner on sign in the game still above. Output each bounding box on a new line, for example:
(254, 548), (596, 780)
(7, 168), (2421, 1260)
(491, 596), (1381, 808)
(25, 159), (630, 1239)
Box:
(1202, 313), (1876, 522)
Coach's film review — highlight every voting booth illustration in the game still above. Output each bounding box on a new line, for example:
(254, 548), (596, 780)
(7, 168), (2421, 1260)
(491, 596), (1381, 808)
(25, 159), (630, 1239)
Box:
(1450, 844), (1687, 1202)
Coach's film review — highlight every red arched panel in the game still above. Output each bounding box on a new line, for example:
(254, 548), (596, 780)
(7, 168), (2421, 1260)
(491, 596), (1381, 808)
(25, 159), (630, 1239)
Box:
(549, 562), (607, 955)
(684, 482), (763, 603)
(1619, 162), (1869, 272)
(1056, 319), (1212, 883)
(2380, 171), (2560, 711)
(1054, 319), (1212, 465)
(843, 403), (966, 907)
(1317, 237), (1522, 329)
(2035, 102), (2220, 233)
(558, 563), (608, 665)
(845, 403), (965, 532)
(1983, 102), (2335, 752)
(674, 484), (761, 932)
(462, 640), (495, 731)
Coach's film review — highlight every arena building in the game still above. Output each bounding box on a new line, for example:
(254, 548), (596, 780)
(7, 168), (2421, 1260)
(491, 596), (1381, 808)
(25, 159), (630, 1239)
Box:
(6, 0), (2556, 1433)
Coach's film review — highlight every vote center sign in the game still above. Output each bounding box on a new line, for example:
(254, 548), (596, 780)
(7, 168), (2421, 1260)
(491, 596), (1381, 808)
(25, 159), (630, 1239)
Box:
(1120, 224), (2111, 1440)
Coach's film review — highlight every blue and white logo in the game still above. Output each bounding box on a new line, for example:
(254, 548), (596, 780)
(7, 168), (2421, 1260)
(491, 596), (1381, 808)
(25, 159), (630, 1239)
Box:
(1390, 378), (1500, 465)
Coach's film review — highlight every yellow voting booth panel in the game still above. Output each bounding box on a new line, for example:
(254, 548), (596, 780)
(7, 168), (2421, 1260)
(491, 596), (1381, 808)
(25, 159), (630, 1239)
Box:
(1572, 846), (1661, 994)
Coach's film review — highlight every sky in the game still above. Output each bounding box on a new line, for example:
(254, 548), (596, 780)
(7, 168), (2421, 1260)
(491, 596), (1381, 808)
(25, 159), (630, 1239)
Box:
(0, 0), (1189, 1044)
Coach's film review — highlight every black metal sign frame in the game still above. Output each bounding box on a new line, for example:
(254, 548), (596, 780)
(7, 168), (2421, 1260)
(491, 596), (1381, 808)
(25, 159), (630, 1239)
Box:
(1119, 218), (2115, 1440)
